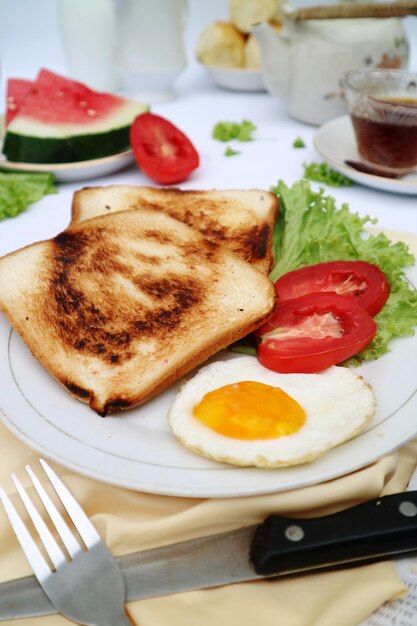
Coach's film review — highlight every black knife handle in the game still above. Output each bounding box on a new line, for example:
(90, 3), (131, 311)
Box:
(250, 491), (417, 576)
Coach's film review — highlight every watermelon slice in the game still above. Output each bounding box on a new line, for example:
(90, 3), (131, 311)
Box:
(6, 78), (34, 125)
(3, 69), (148, 164)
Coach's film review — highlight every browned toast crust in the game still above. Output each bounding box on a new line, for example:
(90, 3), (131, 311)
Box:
(0, 208), (276, 415)
(71, 186), (278, 274)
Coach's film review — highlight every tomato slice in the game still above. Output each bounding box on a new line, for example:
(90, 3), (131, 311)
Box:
(256, 292), (377, 373)
(274, 260), (390, 317)
(129, 112), (199, 184)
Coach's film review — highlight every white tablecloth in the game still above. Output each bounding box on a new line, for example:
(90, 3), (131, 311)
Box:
(0, 0), (416, 260)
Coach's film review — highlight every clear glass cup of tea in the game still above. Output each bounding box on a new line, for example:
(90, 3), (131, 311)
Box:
(344, 68), (417, 176)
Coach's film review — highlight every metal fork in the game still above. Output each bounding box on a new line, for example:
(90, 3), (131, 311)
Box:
(0, 459), (132, 626)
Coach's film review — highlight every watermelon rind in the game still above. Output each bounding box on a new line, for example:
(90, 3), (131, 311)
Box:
(3, 101), (148, 164)
(4, 125), (135, 164)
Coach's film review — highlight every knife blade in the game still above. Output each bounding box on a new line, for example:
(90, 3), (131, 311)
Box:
(1, 490), (417, 620)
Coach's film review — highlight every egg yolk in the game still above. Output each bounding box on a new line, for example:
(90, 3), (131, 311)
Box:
(192, 381), (306, 440)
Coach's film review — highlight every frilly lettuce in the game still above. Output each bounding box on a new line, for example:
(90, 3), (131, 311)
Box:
(269, 180), (417, 364)
(302, 161), (354, 187)
(0, 169), (56, 221)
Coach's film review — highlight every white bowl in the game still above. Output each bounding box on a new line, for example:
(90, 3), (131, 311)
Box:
(203, 65), (265, 92)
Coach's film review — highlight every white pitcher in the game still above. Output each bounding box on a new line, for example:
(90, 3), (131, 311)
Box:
(113, 0), (188, 101)
(57, 0), (120, 91)
(57, 0), (188, 101)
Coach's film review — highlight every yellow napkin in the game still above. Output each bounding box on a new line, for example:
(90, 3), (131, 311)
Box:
(0, 228), (416, 626)
(0, 439), (415, 626)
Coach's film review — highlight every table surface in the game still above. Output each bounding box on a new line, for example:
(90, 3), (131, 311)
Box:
(0, 0), (417, 261)
(0, 4), (417, 623)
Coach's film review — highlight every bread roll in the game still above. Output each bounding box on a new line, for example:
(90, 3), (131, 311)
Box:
(244, 34), (261, 68)
(195, 21), (246, 68)
(229, 0), (280, 34)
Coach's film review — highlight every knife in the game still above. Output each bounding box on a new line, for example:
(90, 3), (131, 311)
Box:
(1, 490), (417, 620)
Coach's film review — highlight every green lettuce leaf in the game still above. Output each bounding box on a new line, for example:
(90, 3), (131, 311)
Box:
(303, 161), (354, 187)
(224, 146), (241, 157)
(212, 120), (256, 142)
(0, 170), (57, 221)
(293, 137), (306, 148)
(268, 180), (417, 364)
(229, 334), (257, 356)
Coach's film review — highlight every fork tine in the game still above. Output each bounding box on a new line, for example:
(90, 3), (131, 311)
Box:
(0, 486), (51, 582)
(11, 474), (67, 570)
(25, 465), (81, 558)
(39, 459), (100, 549)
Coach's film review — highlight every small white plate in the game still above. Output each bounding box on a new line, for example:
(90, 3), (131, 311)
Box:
(1, 253), (417, 498)
(314, 115), (417, 195)
(203, 65), (265, 92)
(0, 149), (135, 183)
(0, 116), (135, 182)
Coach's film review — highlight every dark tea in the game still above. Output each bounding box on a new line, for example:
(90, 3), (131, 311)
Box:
(351, 96), (417, 171)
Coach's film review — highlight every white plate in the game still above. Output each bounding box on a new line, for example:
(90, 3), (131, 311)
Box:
(0, 116), (135, 182)
(1, 259), (417, 498)
(0, 149), (135, 183)
(314, 115), (417, 195)
(203, 65), (265, 92)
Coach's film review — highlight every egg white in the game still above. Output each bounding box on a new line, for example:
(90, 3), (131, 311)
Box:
(167, 356), (376, 468)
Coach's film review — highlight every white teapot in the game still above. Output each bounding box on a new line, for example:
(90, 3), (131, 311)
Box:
(252, 3), (411, 125)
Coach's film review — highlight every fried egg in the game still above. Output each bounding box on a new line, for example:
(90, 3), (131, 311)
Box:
(167, 356), (376, 467)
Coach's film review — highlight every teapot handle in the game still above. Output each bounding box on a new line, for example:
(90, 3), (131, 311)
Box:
(288, 0), (417, 21)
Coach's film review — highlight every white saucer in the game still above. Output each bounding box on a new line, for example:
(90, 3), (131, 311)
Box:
(314, 115), (417, 196)
(202, 65), (265, 92)
(0, 116), (135, 182)
(0, 148), (135, 183)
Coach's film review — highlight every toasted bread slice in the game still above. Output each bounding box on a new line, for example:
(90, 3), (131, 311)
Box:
(70, 185), (278, 274)
(0, 208), (276, 416)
